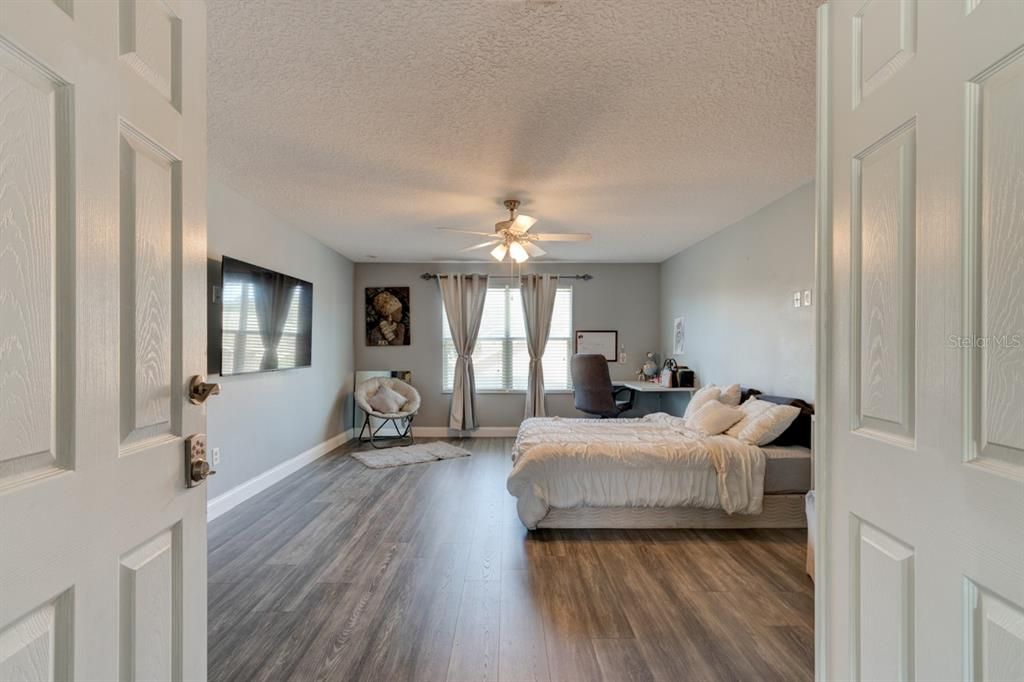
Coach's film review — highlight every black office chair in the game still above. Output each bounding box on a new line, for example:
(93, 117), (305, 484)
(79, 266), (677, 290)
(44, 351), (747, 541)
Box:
(571, 354), (636, 418)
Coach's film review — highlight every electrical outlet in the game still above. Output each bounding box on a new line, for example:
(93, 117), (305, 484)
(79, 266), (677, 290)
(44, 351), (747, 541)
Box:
(803, 289), (812, 306)
(211, 447), (221, 466)
(793, 292), (802, 308)
(619, 352), (627, 364)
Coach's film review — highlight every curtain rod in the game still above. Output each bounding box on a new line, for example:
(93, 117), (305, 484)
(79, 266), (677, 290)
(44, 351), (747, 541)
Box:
(420, 272), (593, 281)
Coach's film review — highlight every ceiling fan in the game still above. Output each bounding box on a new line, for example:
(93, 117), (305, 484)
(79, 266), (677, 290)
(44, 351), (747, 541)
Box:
(438, 200), (591, 262)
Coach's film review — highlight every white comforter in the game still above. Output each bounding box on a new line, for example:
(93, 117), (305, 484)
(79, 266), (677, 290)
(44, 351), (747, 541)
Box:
(507, 414), (766, 528)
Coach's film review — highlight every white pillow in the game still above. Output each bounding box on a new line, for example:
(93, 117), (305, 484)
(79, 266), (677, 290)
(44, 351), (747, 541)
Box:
(368, 385), (407, 414)
(725, 397), (774, 438)
(737, 404), (801, 445)
(687, 399), (745, 436)
(683, 385), (722, 420)
(718, 383), (742, 407)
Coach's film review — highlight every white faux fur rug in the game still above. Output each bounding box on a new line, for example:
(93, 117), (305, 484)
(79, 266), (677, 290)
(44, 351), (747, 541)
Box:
(350, 441), (471, 469)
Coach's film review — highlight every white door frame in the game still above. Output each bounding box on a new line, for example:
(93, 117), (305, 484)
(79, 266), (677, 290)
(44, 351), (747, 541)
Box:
(815, 2), (831, 675)
(813, 3), (833, 680)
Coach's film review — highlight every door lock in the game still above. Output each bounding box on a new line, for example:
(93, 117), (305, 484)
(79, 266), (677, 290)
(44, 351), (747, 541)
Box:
(185, 434), (216, 488)
(188, 375), (221, 405)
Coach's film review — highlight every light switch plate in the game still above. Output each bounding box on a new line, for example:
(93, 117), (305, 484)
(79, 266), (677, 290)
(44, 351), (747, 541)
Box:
(803, 289), (812, 306)
(793, 292), (802, 308)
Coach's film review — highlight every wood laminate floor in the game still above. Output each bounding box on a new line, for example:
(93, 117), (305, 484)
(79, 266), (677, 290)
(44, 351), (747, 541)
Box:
(208, 438), (813, 682)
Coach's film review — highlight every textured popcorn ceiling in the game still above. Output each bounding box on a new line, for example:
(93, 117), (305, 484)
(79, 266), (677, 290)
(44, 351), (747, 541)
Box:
(208, 0), (818, 262)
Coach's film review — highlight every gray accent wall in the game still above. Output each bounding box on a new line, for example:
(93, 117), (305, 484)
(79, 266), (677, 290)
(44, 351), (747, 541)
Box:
(659, 182), (815, 414)
(353, 262), (661, 427)
(207, 178), (355, 497)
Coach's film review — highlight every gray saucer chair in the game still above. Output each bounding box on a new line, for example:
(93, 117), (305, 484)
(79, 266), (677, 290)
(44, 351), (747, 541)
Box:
(571, 354), (636, 418)
(354, 377), (421, 448)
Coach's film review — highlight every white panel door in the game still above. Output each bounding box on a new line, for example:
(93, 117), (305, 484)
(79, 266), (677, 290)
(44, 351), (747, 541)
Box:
(0, 1), (208, 680)
(820, 1), (1024, 680)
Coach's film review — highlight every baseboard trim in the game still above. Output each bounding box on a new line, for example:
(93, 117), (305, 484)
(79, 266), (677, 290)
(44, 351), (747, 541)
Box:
(207, 428), (353, 521)
(413, 426), (519, 438)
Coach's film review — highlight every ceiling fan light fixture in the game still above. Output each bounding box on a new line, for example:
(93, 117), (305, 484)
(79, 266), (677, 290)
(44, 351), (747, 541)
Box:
(439, 198), (592, 261)
(523, 241), (546, 257)
(511, 215), (537, 233)
(508, 241), (529, 263)
(490, 243), (509, 261)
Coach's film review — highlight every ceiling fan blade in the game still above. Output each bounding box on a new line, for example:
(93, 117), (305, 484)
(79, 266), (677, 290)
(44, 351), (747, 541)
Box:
(510, 215), (538, 233)
(459, 240), (500, 252)
(531, 232), (592, 242)
(437, 227), (499, 237)
(522, 242), (546, 257)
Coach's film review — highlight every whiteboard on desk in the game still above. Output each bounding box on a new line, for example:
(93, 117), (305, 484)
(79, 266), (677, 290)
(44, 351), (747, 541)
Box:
(575, 330), (618, 361)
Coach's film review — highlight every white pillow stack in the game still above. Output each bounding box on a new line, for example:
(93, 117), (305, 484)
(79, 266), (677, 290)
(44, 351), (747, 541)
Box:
(717, 383), (742, 407)
(683, 383), (742, 421)
(725, 398), (775, 438)
(683, 385), (721, 420)
(725, 397), (801, 445)
(368, 385), (407, 414)
(686, 399), (745, 436)
(738, 404), (801, 445)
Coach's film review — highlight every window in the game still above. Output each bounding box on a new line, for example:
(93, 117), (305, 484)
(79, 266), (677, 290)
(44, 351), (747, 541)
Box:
(221, 281), (306, 374)
(443, 285), (573, 392)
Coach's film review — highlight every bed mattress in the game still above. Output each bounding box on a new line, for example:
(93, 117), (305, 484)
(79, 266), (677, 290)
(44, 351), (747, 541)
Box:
(762, 445), (812, 494)
(508, 414), (769, 528)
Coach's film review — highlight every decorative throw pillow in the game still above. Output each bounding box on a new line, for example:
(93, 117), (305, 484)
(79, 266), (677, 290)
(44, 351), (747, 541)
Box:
(684, 385), (722, 420)
(737, 404), (802, 445)
(725, 397), (775, 438)
(369, 385), (407, 414)
(717, 383), (742, 407)
(687, 400), (745, 436)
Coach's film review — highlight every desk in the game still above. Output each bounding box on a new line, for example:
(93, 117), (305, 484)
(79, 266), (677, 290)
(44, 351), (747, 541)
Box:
(612, 381), (695, 416)
(613, 381), (696, 393)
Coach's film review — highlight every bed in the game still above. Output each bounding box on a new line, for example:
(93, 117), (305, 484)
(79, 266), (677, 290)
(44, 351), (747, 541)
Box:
(506, 393), (813, 530)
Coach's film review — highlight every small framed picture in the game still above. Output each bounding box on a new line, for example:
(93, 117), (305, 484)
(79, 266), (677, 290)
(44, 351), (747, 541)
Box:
(673, 316), (685, 355)
(574, 330), (618, 362)
(366, 287), (411, 346)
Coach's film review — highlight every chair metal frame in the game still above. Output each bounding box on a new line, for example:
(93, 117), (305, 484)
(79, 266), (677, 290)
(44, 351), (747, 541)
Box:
(358, 412), (415, 448)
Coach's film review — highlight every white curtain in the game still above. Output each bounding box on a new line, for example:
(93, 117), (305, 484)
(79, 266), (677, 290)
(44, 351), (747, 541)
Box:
(520, 274), (559, 418)
(438, 274), (489, 430)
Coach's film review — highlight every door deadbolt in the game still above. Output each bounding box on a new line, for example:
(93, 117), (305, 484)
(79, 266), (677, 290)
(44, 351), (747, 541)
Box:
(185, 434), (216, 488)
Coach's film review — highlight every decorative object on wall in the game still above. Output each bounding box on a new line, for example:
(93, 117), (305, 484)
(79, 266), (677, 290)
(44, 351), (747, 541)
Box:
(366, 287), (410, 346)
(574, 330), (618, 361)
(673, 316), (686, 355)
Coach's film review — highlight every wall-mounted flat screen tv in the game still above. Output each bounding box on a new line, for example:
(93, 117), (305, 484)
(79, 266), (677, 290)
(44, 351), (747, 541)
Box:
(220, 256), (313, 376)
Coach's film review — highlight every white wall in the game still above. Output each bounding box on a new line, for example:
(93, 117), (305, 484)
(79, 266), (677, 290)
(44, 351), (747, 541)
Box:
(659, 182), (815, 413)
(206, 178), (355, 498)
(353, 262), (663, 427)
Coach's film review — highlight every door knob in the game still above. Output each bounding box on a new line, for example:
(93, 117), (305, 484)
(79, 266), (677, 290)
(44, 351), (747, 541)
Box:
(188, 375), (221, 405)
(191, 459), (215, 483)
